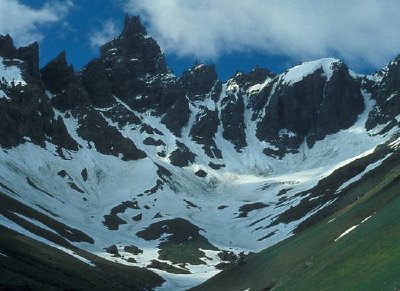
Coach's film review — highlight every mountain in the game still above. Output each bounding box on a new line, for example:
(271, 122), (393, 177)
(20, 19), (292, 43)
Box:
(0, 15), (399, 290)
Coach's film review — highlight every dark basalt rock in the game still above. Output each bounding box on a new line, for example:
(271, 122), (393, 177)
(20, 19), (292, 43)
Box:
(122, 14), (147, 36)
(151, 80), (183, 113)
(140, 124), (164, 135)
(169, 141), (196, 167)
(110, 74), (184, 115)
(124, 245), (143, 255)
(136, 218), (215, 247)
(242, 68), (276, 127)
(41, 51), (90, 110)
(103, 200), (141, 230)
(81, 168), (88, 181)
(132, 213), (142, 221)
(48, 116), (79, 151)
(105, 245), (120, 256)
(215, 251), (253, 270)
(76, 110), (146, 161)
(17, 42), (40, 81)
(143, 137), (165, 146)
(237, 202), (269, 218)
(190, 107), (222, 159)
(311, 62), (364, 143)
(161, 97), (190, 137)
(41, 51), (74, 93)
(209, 162), (225, 170)
(263, 147), (286, 159)
(0, 34), (17, 59)
(256, 62), (364, 148)
(137, 218), (218, 265)
(257, 69), (327, 142)
(157, 151), (166, 157)
(101, 104), (142, 129)
(195, 169), (208, 178)
(249, 79), (276, 118)
(366, 58), (400, 131)
(90, 14), (187, 118)
(0, 76), (71, 150)
(99, 15), (169, 103)
(156, 164), (172, 178)
(180, 64), (221, 101)
(220, 91), (247, 151)
(79, 58), (114, 107)
(234, 67), (275, 91)
(101, 15), (168, 75)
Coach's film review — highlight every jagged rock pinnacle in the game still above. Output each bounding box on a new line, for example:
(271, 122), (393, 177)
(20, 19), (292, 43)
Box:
(41, 50), (73, 94)
(0, 34), (18, 59)
(17, 42), (40, 80)
(122, 14), (147, 37)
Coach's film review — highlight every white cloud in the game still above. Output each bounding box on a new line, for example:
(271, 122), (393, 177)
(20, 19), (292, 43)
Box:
(125, 0), (400, 70)
(0, 0), (73, 46)
(89, 19), (118, 51)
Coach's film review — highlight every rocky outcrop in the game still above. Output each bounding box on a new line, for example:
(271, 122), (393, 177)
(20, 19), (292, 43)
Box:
(99, 15), (169, 105)
(235, 67), (274, 90)
(256, 61), (364, 149)
(169, 141), (196, 167)
(79, 58), (114, 108)
(76, 110), (146, 161)
(366, 57), (400, 131)
(48, 116), (79, 151)
(41, 51), (90, 110)
(17, 42), (40, 81)
(180, 64), (221, 101)
(0, 35), (18, 59)
(221, 87), (247, 152)
(190, 107), (222, 159)
(0, 46), (76, 151)
(0, 15), (397, 165)
(312, 62), (364, 142)
(161, 96), (190, 137)
(0, 84), (53, 148)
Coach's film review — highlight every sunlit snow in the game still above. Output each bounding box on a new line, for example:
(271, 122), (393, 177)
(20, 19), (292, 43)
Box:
(0, 57), (26, 86)
(282, 58), (340, 85)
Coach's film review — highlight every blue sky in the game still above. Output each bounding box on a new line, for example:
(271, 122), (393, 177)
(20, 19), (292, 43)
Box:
(2, 0), (400, 80)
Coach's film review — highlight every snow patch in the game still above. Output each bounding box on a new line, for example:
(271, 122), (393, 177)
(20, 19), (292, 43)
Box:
(248, 77), (272, 94)
(336, 154), (391, 192)
(335, 225), (359, 241)
(0, 89), (9, 100)
(279, 129), (296, 138)
(55, 246), (95, 267)
(389, 136), (400, 150)
(335, 214), (373, 241)
(282, 58), (340, 85)
(0, 57), (26, 86)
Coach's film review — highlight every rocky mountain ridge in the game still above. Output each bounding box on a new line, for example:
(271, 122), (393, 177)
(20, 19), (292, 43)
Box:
(0, 15), (399, 290)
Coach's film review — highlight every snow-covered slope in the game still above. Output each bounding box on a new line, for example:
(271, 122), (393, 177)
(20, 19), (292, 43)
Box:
(0, 17), (399, 290)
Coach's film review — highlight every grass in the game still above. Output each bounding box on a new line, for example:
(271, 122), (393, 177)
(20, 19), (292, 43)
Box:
(193, 151), (400, 291)
(136, 218), (218, 265)
(0, 225), (164, 291)
(158, 240), (212, 265)
(277, 190), (400, 290)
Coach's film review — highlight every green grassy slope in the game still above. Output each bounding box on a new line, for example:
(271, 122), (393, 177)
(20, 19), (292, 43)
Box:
(0, 226), (164, 291)
(194, 151), (400, 291)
